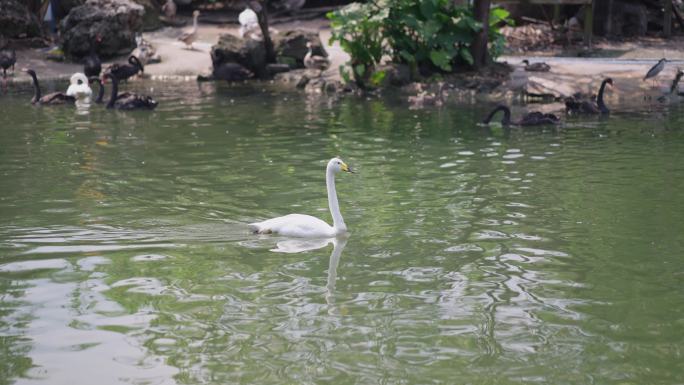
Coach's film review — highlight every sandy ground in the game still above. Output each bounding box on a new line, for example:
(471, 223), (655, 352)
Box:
(3, 15), (683, 101)
(5, 17), (344, 82)
(503, 56), (684, 98)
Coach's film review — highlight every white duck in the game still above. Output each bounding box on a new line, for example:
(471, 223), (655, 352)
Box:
(249, 158), (354, 238)
(178, 10), (200, 50)
(239, 6), (259, 39)
(66, 73), (92, 103)
(304, 42), (330, 71)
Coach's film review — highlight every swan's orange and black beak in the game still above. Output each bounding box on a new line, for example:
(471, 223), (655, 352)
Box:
(341, 162), (355, 173)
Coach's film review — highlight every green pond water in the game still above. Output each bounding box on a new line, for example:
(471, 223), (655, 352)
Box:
(1, 80), (684, 385)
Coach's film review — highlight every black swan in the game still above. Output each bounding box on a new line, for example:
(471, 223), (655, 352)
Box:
(89, 77), (105, 104)
(483, 104), (560, 126)
(23, 69), (75, 105)
(1, 48), (16, 78)
(104, 73), (157, 110)
(565, 78), (613, 115)
(106, 55), (144, 82)
(522, 59), (550, 72)
(83, 35), (102, 78)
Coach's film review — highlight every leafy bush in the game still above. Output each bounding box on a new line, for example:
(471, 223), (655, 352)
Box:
(488, 7), (512, 60)
(327, 3), (387, 88)
(385, 0), (478, 73)
(328, 0), (512, 85)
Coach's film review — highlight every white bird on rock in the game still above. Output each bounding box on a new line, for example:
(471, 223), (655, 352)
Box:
(239, 6), (259, 38)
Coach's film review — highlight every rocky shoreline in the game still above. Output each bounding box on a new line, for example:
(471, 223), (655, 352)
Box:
(2, 0), (684, 105)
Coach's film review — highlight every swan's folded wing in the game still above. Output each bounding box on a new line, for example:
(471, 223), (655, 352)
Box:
(249, 214), (334, 238)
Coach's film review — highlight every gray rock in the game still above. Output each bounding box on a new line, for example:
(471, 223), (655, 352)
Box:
(211, 30), (328, 79)
(266, 63), (291, 76)
(213, 62), (254, 81)
(273, 29), (326, 68)
(377, 63), (412, 87)
(60, 0), (144, 59)
(132, 0), (161, 31)
(53, 0), (85, 19)
(211, 34), (266, 77)
(304, 77), (327, 93)
(0, 0), (43, 39)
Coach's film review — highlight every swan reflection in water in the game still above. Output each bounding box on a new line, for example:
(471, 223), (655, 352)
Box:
(269, 235), (348, 306)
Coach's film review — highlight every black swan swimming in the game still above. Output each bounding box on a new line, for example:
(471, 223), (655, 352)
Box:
(23, 69), (75, 105)
(104, 73), (157, 110)
(483, 104), (560, 127)
(565, 78), (613, 115)
(106, 55), (144, 82)
(89, 76), (105, 104)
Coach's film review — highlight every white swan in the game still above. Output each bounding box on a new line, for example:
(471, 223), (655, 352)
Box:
(66, 73), (92, 103)
(249, 158), (354, 238)
(179, 10), (200, 50)
(238, 7), (259, 38)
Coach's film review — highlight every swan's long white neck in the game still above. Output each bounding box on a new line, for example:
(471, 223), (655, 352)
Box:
(326, 166), (346, 233)
(192, 14), (199, 31)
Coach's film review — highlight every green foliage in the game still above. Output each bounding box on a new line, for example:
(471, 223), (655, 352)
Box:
(385, 0), (480, 72)
(488, 7), (512, 59)
(327, 3), (387, 88)
(327, 1), (513, 85)
(386, 0), (512, 72)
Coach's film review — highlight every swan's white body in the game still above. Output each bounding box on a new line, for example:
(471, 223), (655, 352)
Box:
(239, 7), (259, 38)
(250, 158), (352, 238)
(66, 73), (92, 102)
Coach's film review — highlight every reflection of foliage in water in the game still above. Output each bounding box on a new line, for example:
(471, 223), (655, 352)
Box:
(0, 280), (33, 385)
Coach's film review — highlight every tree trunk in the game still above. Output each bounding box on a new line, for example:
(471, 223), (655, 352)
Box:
(249, 0), (276, 64)
(471, 0), (490, 69)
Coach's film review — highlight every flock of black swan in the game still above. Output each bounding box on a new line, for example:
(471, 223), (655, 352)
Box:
(482, 77), (614, 128)
(2, 30), (152, 109)
(1, 45), (681, 119)
(8, 47), (155, 110)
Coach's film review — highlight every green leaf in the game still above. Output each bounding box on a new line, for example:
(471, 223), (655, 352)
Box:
(422, 20), (442, 40)
(459, 48), (474, 65)
(489, 7), (510, 25)
(465, 17), (482, 32)
(429, 50), (452, 71)
(354, 64), (366, 77)
(370, 70), (387, 86)
(339, 65), (351, 83)
(420, 0), (436, 19)
(399, 50), (416, 64)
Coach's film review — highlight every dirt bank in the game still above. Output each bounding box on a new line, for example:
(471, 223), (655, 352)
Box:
(3, 16), (683, 103)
